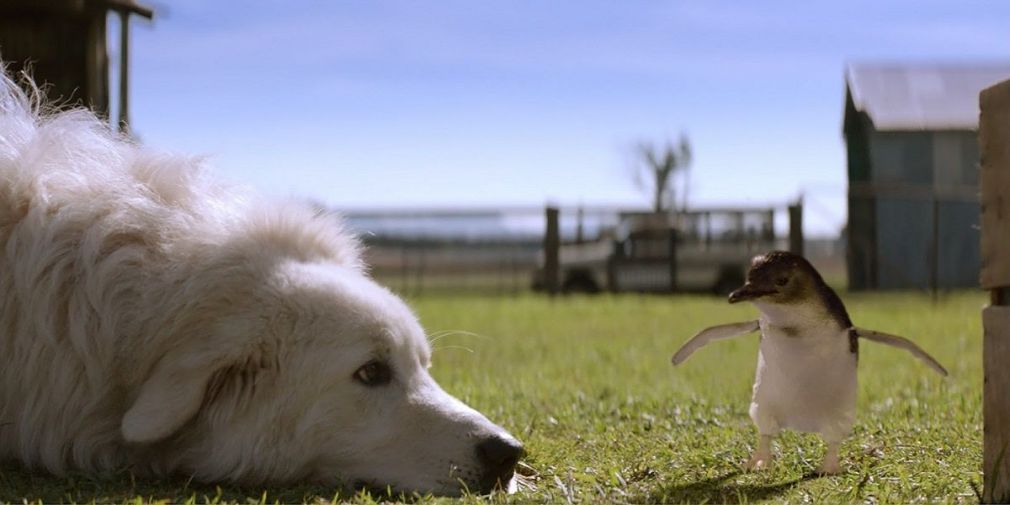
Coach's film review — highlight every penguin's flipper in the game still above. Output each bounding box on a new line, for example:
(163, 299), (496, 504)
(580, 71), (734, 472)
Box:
(854, 327), (949, 376)
(672, 320), (760, 365)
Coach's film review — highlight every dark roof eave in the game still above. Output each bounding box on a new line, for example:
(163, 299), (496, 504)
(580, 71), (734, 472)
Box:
(98, 0), (153, 19)
(870, 126), (978, 133)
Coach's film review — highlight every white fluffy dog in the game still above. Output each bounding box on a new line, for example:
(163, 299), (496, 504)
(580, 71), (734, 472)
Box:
(0, 72), (522, 495)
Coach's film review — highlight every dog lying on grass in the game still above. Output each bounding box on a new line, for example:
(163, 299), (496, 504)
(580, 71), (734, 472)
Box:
(0, 71), (522, 496)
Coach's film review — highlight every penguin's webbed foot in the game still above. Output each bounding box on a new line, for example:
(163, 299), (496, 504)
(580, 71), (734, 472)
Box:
(816, 441), (843, 475)
(744, 434), (775, 471)
(743, 453), (773, 471)
(815, 460), (842, 475)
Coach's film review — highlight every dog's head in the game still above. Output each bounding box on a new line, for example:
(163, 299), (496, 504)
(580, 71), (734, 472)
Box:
(120, 257), (522, 496)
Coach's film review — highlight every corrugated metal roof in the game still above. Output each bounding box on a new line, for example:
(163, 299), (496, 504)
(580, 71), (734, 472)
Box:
(847, 63), (1010, 130)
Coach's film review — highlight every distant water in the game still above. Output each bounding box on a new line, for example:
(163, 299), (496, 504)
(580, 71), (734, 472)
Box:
(343, 212), (617, 241)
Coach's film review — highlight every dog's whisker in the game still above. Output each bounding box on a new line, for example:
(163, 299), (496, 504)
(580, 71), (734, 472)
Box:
(431, 345), (475, 354)
(426, 331), (456, 343)
(427, 330), (474, 342)
(427, 330), (490, 344)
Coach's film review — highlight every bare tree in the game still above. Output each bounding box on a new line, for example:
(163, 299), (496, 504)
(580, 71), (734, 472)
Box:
(634, 134), (692, 213)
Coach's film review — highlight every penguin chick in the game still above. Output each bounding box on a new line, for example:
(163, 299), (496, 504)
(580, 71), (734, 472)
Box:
(671, 251), (947, 476)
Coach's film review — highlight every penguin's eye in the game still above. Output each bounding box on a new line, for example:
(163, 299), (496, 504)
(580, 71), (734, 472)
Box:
(775, 277), (789, 287)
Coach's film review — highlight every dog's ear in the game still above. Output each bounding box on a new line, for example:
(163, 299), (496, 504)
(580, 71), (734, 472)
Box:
(120, 352), (221, 444)
(120, 271), (283, 444)
(121, 341), (276, 444)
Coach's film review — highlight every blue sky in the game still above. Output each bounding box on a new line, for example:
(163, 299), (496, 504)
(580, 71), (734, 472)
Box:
(120, 1), (1010, 236)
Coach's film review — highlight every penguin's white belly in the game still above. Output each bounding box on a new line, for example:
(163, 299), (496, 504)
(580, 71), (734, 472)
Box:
(749, 323), (857, 441)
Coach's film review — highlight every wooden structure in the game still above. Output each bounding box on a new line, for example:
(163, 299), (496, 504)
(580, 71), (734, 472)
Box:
(543, 206), (561, 295)
(788, 198), (803, 257)
(980, 79), (1010, 503)
(0, 0), (153, 131)
(540, 206), (788, 295)
(845, 63), (1010, 290)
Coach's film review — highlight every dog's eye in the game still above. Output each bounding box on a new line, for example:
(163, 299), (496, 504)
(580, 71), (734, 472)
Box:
(775, 277), (789, 286)
(353, 360), (392, 387)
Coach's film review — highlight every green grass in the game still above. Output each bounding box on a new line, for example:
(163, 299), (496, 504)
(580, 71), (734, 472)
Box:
(1, 291), (984, 503)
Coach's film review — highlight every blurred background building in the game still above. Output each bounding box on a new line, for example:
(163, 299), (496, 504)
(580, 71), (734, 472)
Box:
(845, 63), (1010, 290)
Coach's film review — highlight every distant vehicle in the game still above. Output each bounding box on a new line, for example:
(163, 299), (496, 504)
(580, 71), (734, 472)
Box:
(534, 208), (778, 294)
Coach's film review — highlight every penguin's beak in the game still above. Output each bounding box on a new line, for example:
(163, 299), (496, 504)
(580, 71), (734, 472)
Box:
(728, 283), (774, 303)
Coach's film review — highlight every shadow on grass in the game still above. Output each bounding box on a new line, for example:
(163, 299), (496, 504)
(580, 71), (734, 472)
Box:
(646, 470), (821, 504)
(0, 464), (423, 503)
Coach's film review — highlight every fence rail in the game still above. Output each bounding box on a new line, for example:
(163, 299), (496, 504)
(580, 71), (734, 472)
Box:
(338, 204), (828, 296)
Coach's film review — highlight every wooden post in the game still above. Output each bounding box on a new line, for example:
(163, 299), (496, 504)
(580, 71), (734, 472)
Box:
(400, 247), (409, 295)
(788, 198), (804, 257)
(765, 208), (775, 242)
(575, 206), (585, 244)
(118, 10), (131, 134)
(85, 9), (110, 118)
(544, 206), (560, 295)
(930, 197), (939, 302)
(415, 247), (424, 296)
(979, 79), (1010, 503)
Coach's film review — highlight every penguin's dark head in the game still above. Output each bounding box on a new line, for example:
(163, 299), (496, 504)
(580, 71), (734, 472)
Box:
(728, 251), (820, 305)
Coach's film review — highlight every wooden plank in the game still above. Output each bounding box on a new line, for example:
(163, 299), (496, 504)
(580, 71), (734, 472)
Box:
(979, 80), (1010, 289)
(985, 306), (1010, 502)
(980, 78), (1010, 503)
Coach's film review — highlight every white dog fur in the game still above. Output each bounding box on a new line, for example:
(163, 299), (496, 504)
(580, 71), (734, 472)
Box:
(0, 71), (522, 495)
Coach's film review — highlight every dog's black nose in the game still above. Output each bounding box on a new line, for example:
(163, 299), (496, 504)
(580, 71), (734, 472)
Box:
(476, 435), (524, 491)
(477, 435), (524, 471)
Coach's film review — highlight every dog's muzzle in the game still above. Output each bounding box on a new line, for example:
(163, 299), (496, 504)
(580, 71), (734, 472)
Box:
(475, 434), (524, 493)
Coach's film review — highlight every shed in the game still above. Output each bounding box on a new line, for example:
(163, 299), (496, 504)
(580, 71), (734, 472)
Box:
(844, 63), (1010, 290)
(0, 0), (153, 130)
